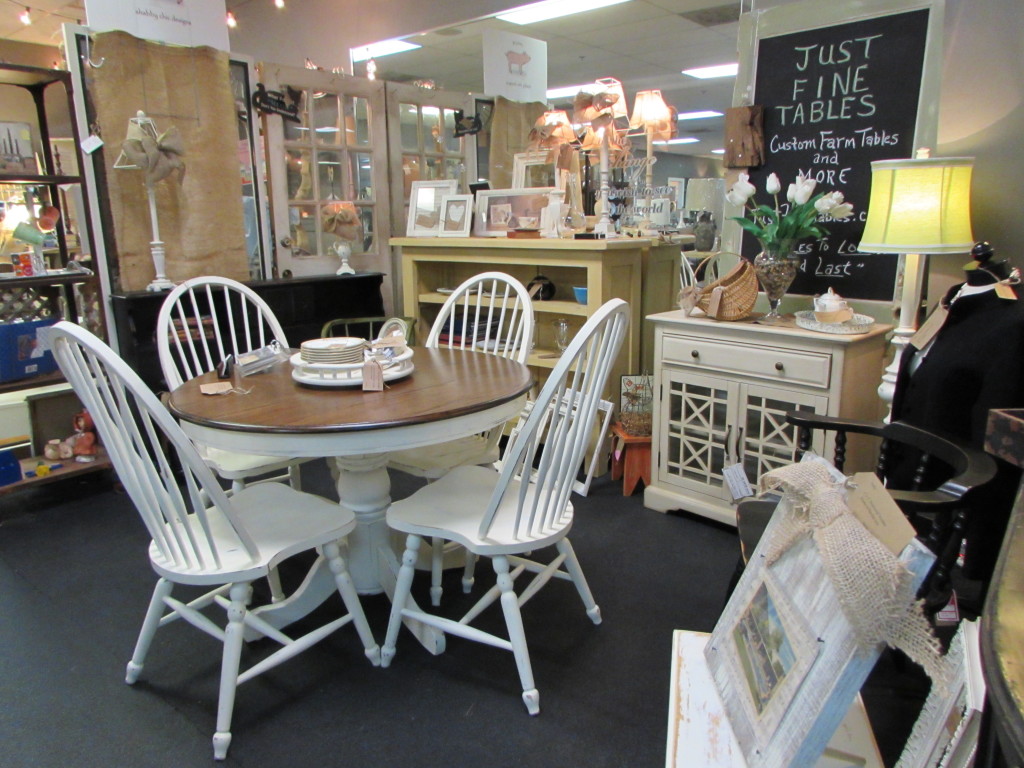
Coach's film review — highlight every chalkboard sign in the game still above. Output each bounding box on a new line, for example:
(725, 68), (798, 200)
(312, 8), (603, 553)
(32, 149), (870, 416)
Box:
(743, 8), (930, 300)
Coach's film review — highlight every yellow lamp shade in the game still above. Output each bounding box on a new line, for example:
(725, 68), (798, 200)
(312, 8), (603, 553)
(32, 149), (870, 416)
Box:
(859, 156), (974, 254)
(629, 89), (675, 141)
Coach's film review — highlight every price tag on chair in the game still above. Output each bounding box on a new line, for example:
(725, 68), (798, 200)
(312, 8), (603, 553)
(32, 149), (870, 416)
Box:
(723, 463), (754, 500)
(846, 472), (916, 555)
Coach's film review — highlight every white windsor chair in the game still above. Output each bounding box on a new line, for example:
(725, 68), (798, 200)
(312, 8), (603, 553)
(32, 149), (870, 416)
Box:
(380, 299), (629, 715)
(48, 321), (380, 761)
(156, 276), (312, 495)
(387, 271), (535, 605)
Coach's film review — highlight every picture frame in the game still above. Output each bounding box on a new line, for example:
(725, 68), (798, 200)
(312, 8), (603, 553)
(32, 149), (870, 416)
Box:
(0, 122), (36, 175)
(473, 187), (559, 237)
(896, 620), (985, 768)
(406, 179), (459, 237)
(512, 151), (562, 190)
(438, 194), (473, 237)
(705, 487), (936, 767)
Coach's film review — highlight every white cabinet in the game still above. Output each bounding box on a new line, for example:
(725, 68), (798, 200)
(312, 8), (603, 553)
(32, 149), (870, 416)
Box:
(644, 311), (891, 525)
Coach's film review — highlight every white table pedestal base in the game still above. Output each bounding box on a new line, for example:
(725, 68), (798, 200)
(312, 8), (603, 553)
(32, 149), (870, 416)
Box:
(247, 453), (444, 653)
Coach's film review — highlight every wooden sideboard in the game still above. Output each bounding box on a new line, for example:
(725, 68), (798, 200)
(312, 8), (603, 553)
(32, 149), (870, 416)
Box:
(110, 273), (385, 392)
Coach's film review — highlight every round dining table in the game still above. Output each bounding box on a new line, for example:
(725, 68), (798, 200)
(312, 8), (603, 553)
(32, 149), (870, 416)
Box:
(168, 346), (532, 645)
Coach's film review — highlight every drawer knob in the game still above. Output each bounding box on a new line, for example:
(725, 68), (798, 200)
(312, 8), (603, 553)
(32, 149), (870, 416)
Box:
(775, 362), (785, 371)
(690, 350), (700, 359)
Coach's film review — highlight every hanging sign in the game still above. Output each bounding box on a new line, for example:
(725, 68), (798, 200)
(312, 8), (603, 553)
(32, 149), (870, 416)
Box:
(483, 29), (548, 103)
(84, 0), (229, 51)
(252, 83), (301, 123)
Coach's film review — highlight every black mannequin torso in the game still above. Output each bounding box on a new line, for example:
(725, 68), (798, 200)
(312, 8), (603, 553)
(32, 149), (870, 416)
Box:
(890, 252), (1023, 585)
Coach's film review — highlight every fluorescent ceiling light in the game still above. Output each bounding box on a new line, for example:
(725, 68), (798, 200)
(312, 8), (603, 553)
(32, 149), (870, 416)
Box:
(546, 83), (590, 100)
(498, 0), (631, 25)
(351, 39), (421, 62)
(677, 110), (723, 121)
(681, 63), (738, 79)
(711, 148), (725, 154)
(654, 137), (700, 145)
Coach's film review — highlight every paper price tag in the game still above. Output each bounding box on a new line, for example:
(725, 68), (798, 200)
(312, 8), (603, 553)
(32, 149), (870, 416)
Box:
(846, 472), (916, 555)
(80, 134), (104, 154)
(723, 463), (754, 501)
(909, 304), (948, 350)
(199, 382), (233, 395)
(361, 360), (384, 391)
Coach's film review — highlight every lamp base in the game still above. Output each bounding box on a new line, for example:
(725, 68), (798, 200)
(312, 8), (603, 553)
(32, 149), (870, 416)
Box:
(146, 277), (175, 292)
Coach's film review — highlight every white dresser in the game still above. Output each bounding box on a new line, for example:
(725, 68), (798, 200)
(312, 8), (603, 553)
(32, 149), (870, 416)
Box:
(644, 310), (892, 525)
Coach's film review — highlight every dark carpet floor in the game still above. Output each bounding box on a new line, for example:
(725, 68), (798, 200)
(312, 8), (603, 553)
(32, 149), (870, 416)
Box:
(0, 461), (930, 767)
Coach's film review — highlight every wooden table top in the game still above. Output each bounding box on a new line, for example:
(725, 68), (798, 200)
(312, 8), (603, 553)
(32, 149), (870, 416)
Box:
(168, 346), (533, 435)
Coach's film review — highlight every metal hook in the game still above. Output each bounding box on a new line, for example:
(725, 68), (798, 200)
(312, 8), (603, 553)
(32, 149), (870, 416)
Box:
(82, 35), (105, 69)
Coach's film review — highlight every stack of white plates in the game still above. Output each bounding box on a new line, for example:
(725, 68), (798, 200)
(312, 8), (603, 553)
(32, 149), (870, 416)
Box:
(300, 337), (367, 364)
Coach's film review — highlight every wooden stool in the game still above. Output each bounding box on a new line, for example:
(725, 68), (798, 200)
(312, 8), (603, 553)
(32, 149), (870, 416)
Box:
(610, 422), (651, 496)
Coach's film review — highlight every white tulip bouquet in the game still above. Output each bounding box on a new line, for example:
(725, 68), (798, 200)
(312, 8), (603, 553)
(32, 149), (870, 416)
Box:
(727, 172), (854, 253)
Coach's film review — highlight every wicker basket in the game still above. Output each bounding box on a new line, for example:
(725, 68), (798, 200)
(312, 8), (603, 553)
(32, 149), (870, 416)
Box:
(687, 253), (759, 321)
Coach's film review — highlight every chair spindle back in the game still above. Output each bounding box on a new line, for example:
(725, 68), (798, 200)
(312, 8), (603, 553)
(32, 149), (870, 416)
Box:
(480, 299), (629, 540)
(50, 321), (257, 574)
(157, 277), (288, 391)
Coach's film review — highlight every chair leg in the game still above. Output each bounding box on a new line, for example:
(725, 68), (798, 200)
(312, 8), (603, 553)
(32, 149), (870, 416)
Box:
(494, 556), (539, 715)
(266, 567), (286, 603)
(287, 463), (303, 492)
(126, 577), (174, 684)
(213, 582), (251, 761)
(461, 551), (478, 594)
(556, 538), (602, 625)
(230, 478), (245, 495)
(381, 534), (422, 668)
(323, 540), (380, 666)
(430, 538), (444, 606)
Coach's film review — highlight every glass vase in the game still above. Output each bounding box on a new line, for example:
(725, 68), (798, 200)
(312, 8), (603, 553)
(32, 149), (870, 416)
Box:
(753, 243), (800, 323)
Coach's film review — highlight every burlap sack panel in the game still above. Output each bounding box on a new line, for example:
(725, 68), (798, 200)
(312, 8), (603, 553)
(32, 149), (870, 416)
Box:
(87, 31), (248, 291)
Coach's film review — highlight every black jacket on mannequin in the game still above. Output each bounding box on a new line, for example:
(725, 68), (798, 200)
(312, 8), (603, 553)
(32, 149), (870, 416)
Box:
(890, 282), (1024, 583)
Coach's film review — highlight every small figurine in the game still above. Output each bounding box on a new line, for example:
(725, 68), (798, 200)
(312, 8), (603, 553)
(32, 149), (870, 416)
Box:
(71, 410), (98, 462)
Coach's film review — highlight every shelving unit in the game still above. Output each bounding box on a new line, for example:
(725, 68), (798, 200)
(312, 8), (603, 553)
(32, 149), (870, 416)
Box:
(0, 63), (106, 490)
(394, 236), (679, 400)
(0, 63), (104, 346)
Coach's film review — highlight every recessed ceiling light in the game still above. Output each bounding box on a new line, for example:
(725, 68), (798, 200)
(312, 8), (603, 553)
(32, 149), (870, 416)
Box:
(546, 84), (590, 99)
(681, 63), (738, 79)
(498, 0), (631, 25)
(654, 137), (700, 145)
(678, 110), (723, 121)
(351, 39), (421, 62)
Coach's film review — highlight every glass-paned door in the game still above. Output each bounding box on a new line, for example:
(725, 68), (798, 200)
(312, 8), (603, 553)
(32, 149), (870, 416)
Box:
(658, 369), (738, 496)
(738, 383), (827, 481)
(260, 64), (390, 289)
(384, 83), (474, 310)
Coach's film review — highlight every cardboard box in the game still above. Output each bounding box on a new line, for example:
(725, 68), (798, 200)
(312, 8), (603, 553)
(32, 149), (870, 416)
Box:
(0, 319), (59, 383)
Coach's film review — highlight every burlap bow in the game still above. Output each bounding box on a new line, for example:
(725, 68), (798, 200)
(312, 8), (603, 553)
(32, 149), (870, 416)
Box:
(121, 123), (186, 186)
(320, 201), (362, 242)
(758, 458), (947, 685)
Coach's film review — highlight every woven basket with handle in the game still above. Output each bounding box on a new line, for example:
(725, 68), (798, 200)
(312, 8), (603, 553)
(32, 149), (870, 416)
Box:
(679, 252), (759, 321)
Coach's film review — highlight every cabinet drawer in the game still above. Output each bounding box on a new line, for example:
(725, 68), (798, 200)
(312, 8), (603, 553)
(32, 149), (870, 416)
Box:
(662, 334), (831, 388)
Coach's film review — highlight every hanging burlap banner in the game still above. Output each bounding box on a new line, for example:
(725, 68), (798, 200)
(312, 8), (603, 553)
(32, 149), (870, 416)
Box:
(86, 30), (249, 291)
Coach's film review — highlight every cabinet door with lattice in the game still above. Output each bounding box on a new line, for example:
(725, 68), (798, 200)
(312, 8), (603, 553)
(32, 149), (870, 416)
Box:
(656, 369), (739, 499)
(737, 382), (826, 481)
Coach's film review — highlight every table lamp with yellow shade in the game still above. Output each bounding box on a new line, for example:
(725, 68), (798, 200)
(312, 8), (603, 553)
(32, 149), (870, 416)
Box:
(859, 150), (975, 412)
